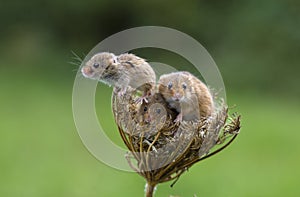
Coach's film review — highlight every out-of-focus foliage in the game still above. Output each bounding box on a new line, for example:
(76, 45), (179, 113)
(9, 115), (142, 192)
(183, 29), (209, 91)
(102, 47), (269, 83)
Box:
(1, 0), (300, 96)
(1, 0), (300, 196)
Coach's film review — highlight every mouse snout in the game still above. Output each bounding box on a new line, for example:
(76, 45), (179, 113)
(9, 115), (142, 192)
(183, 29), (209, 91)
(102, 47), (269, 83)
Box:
(173, 92), (182, 101)
(145, 117), (151, 124)
(81, 66), (93, 77)
(143, 114), (151, 124)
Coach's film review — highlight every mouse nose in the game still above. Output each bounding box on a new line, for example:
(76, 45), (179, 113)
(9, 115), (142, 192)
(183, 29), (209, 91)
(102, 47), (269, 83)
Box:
(174, 93), (181, 101)
(81, 66), (93, 76)
(144, 114), (151, 123)
(145, 117), (151, 123)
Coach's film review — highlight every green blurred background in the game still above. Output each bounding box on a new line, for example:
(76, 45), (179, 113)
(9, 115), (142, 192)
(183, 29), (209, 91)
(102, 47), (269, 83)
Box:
(1, 0), (300, 196)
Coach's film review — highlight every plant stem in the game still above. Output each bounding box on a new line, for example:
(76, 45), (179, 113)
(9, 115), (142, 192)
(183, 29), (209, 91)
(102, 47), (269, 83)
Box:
(145, 182), (156, 197)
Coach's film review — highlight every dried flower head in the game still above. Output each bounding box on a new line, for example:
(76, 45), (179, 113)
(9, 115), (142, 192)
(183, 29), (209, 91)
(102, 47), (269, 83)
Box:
(112, 90), (241, 197)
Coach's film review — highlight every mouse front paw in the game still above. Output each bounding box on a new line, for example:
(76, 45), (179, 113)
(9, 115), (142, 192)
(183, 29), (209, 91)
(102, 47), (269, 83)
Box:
(174, 113), (183, 122)
(135, 96), (149, 104)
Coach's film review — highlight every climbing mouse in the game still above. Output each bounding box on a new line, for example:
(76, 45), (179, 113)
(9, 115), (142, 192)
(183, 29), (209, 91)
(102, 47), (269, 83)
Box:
(139, 93), (177, 124)
(81, 52), (156, 102)
(158, 71), (214, 122)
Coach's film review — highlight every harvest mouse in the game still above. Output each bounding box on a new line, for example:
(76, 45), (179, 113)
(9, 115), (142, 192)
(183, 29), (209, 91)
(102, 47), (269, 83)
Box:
(81, 52), (156, 102)
(139, 93), (177, 124)
(138, 93), (177, 136)
(158, 71), (214, 122)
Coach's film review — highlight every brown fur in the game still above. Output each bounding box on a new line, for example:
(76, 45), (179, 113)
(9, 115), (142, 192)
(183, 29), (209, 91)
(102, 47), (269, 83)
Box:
(158, 71), (214, 121)
(116, 53), (156, 93)
(81, 52), (156, 94)
(139, 93), (177, 123)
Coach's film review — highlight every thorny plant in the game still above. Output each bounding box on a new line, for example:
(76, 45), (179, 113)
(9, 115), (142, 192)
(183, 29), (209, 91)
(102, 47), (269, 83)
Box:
(112, 90), (241, 197)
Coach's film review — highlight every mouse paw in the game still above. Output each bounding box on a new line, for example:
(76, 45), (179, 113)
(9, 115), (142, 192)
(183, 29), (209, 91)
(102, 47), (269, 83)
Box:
(174, 113), (183, 123)
(116, 87), (129, 97)
(117, 90), (125, 97)
(135, 96), (148, 104)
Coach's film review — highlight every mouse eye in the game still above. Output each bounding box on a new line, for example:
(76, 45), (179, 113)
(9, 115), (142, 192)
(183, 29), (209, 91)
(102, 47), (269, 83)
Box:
(182, 83), (187, 89)
(93, 63), (99, 68)
(156, 108), (161, 114)
(167, 82), (173, 89)
(143, 106), (148, 111)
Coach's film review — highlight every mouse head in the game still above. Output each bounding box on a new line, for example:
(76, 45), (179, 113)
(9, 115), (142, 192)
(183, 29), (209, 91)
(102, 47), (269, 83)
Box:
(81, 52), (119, 81)
(140, 93), (168, 124)
(158, 72), (192, 103)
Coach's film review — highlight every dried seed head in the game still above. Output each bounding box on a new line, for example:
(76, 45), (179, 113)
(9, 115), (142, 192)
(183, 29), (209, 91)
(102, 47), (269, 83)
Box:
(112, 90), (241, 186)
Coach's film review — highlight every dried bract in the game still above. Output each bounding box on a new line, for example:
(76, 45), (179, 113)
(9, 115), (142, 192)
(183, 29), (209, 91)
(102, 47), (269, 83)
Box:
(112, 91), (241, 196)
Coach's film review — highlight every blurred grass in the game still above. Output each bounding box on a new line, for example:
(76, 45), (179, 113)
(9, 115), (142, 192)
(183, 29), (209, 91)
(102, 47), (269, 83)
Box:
(0, 59), (300, 196)
(1, 0), (300, 196)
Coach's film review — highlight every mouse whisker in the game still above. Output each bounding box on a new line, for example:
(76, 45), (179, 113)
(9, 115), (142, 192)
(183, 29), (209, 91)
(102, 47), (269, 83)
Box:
(69, 61), (82, 67)
(71, 50), (83, 60)
(72, 67), (81, 72)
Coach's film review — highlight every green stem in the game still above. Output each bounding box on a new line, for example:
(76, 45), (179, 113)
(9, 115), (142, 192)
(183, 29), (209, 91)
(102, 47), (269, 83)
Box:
(145, 182), (156, 197)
